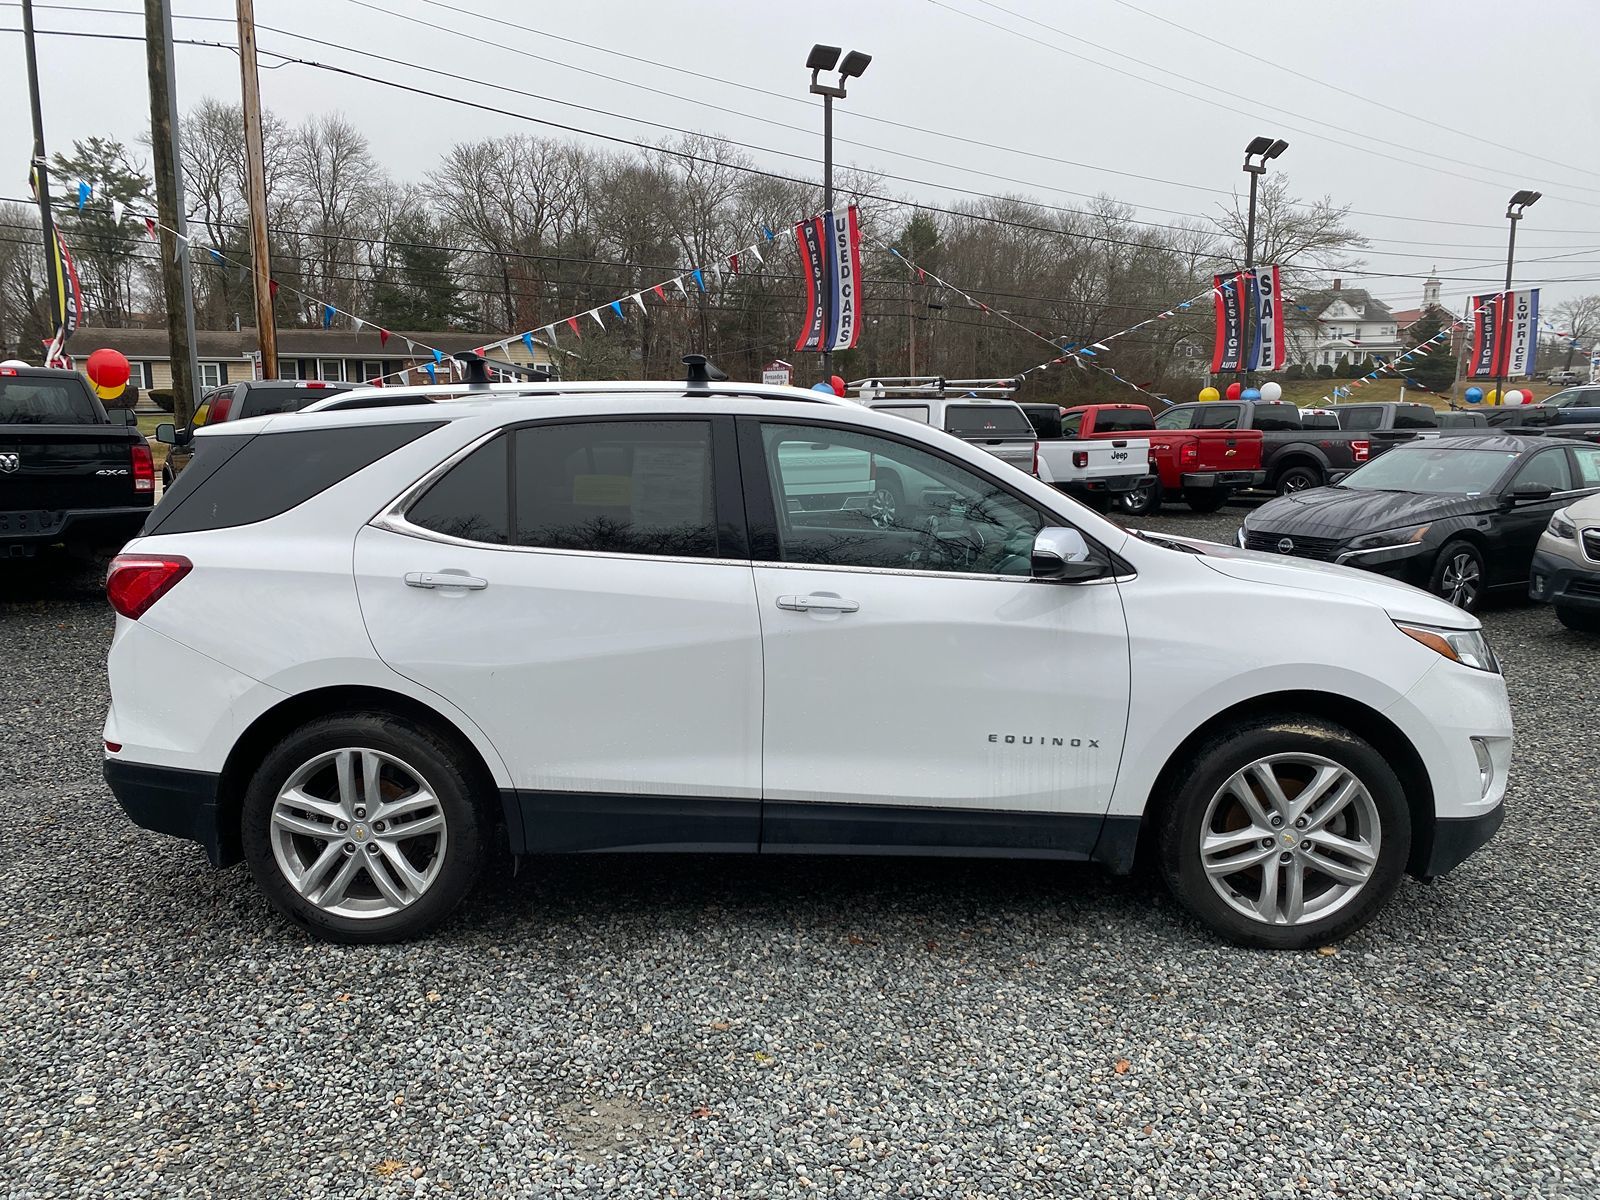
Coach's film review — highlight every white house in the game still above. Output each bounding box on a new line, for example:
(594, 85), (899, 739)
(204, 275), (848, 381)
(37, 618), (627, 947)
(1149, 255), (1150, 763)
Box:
(1288, 279), (1402, 369)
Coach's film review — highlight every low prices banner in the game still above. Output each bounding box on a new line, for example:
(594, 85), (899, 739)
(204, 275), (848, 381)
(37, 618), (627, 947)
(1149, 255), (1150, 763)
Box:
(794, 205), (865, 352)
(1250, 264), (1286, 372)
(1470, 289), (1541, 379)
(1211, 271), (1247, 372)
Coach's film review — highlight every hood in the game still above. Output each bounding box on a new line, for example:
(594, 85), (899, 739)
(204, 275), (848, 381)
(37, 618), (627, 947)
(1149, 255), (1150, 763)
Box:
(1244, 485), (1492, 538)
(1186, 539), (1478, 629)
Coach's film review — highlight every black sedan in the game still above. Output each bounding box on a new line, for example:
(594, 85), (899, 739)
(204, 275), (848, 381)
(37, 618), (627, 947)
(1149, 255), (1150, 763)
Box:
(1236, 434), (1600, 611)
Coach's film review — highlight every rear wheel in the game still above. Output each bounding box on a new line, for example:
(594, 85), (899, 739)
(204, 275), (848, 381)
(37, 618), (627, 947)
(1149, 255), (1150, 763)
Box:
(241, 712), (487, 943)
(1157, 716), (1410, 949)
(867, 472), (904, 529)
(1117, 480), (1162, 517)
(1183, 488), (1230, 513)
(1556, 603), (1600, 633)
(1429, 539), (1485, 612)
(1275, 464), (1324, 495)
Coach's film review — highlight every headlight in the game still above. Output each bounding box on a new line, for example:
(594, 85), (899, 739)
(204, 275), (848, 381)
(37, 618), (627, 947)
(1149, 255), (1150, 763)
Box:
(1395, 622), (1500, 673)
(1235, 526), (1246, 548)
(1349, 523), (1431, 551)
(1548, 508), (1576, 539)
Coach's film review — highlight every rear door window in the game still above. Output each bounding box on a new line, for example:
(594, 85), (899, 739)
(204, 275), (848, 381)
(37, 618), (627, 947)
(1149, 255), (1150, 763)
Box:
(406, 434), (511, 545)
(148, 422), (442, 535)
(1571, 445), (1600, 487)
(943, 405), (1032, 438)
(0, 377), (101, 424)
(1250, 403), (1302, 431)
(1393, 406), (1438, 429)
(1195, 405), (1241, 430)
(1155, 407), (1198, 430)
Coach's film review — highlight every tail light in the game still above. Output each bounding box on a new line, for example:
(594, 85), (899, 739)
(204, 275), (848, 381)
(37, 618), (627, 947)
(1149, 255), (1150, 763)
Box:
(1181, 441), (1199, 464)
(130, 442), (153, 493)
(1031, 441), (1039, 476)
(1148, 452), (1158, 470)
(302, 381), (329, 389)
(208, 392), (233, 423)
(1353, 439), (1370, 462)
(106, 554), (191, 620)
(1072, 450), (1089, 469)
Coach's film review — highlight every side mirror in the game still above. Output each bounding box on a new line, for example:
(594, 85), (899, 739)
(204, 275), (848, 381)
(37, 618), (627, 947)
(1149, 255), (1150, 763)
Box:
(1509, 482), (1555, 503)
(155, 422), (177, 446)
(1031, 526), (1106, 582)
(115, 407), (139, 427)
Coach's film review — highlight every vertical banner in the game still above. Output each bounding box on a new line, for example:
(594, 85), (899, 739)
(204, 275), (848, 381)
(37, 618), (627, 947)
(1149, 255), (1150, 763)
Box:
(825, 205), (864, 351)
(1211, 271), (1246, 373)
(1468, 293), (1500, 378)
(1251, 264), (1285, 373)
(794, 216), (828, 352)
(1503, 288), (1540, 378)
(44, 230), (84, 367)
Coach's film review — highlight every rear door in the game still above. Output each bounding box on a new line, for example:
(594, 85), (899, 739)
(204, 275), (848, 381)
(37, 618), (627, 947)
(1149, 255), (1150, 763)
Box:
(354, 415), (764, 852)
(1493, 448), (1582, 583)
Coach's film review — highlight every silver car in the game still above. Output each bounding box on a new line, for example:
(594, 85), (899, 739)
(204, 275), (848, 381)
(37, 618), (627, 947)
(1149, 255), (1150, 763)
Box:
(1529, 491), (1600, 631)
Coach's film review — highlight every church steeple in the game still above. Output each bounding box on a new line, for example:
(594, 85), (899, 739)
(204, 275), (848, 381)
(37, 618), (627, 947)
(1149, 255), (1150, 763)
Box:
(1423, 268), (1441, 309)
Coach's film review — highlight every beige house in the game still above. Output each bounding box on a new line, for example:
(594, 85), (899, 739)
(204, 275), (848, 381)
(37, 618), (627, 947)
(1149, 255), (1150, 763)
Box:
(71, 325), (554, 397)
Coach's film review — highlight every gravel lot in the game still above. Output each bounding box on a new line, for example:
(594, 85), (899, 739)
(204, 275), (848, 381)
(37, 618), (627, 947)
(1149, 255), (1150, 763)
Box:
(2, 506), (1597, 1199)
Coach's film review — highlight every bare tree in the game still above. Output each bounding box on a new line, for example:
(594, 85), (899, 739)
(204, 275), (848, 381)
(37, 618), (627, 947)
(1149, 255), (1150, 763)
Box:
(1212, 175), (1368, 290)
(1551, 294), (1600, 371)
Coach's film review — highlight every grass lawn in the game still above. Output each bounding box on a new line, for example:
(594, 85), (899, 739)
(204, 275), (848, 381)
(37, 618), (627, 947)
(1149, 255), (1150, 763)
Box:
(1198, 377), (1563, 411)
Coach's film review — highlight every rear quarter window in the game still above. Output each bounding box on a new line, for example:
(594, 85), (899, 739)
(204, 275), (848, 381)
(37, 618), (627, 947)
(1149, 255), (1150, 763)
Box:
(1393, 407), (1438, 429)
(0, 377), (102, 424)
(943, 405), (1033, 438)
(146, 422), (443, 535)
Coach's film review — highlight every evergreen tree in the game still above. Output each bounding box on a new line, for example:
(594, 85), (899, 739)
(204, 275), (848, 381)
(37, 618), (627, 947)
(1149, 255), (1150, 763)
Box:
(371, 217), (474, 331)
(1401, 308), (1459, 394)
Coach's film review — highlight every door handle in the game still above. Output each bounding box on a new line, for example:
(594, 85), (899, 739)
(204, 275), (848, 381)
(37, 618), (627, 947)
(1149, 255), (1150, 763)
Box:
(776, 594), (860, 613)
(405, 571), (488, 591)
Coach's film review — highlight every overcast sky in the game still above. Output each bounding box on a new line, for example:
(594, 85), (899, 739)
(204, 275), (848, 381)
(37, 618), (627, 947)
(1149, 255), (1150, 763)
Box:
(6, 0), (1600, 316)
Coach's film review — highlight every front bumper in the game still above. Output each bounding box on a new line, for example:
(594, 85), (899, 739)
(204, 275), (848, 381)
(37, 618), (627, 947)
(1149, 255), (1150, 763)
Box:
(1060, 471), (1156, 496)
(103, 757), (233, 866)
(1414, 803), (1506, 879)
(0, 505), (149, 550)
(1181, 469), (1266, 489)
(1528, 549), (1600, 610)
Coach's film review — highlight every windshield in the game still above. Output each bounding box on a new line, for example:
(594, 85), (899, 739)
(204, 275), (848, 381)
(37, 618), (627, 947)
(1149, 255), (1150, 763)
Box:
(0, 377), (101, 424)
(943, 404), (1033, 438)
(1341, 445), (1520, 495)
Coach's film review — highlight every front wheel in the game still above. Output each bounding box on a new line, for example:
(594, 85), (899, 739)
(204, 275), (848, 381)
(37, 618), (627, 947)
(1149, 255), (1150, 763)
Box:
(1429, 539), (1485, 613)
(1117, 480), (1162, 517)
(1157, 716), (1410, 949)
(1183, 488), (1230, 514)
(241, 712), (487, 943)
(1556, 604), (1600, 633)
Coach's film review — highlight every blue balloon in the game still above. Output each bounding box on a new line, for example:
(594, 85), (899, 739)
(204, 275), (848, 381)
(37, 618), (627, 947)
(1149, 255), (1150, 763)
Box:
(811, 381), (835, 392)
(1241, 387), (1262, 400)
(1464, 386), (1484, 404)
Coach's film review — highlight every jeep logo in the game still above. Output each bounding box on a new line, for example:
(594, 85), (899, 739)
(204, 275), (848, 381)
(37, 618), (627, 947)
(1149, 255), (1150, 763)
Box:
(1111, 450), (1129, 461)
(989, 734), (1100, 748)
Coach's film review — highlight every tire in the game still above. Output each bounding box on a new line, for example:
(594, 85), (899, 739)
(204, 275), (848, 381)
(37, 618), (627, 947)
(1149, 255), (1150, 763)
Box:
(1556, 604), (1600, 633)
(160, 464), (174, 491)
(1156, 716), (1410, 950)
(867, 471), (905, 529)
(1117, 480), (1162, 517)
(1183, 488), (1230, 513)
(1275, 464), (1324, 495)
(240, 711), (488, 944)
(1428, 539), (1485, 613)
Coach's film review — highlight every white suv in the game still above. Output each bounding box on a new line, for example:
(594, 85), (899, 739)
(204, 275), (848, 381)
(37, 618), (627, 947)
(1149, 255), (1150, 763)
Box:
(103, 378), (1513, 947)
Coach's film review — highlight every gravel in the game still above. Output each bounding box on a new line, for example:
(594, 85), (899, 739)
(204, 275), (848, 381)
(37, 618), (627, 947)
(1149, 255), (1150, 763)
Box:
(2, 519), (1597, 1199)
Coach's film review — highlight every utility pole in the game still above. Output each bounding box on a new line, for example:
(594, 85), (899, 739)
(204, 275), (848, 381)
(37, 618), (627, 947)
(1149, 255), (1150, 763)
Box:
(146, 0), (200, 426)
(906, 279), (916, 376)
(236, 0), (276, 378)
(21, 0), (64, 363)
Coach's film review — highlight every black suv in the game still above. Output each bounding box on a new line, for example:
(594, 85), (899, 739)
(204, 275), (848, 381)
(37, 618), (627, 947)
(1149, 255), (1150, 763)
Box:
(158, 379), (356, 485)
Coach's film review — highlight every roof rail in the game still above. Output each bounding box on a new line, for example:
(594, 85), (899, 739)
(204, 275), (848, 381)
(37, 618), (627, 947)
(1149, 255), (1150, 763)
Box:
(299, 378), (860, 414)
(848, 375), (1024, 400)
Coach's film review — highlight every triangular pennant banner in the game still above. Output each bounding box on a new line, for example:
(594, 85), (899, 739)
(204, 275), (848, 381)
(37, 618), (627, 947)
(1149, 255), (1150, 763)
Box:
(378, 327), (389, 346)
(691, 269), (706, 292)
(543, 323), (558, 348)
(631, 292), (647, 315)
(589, 309), (605, 330)
(673, 277), (688, 298)
(609, 299), (625, 321)
(566, 316), (582, 338)
(322, 304), (336, 329)
(522, 332), (535, 355)
(653, 284), (668, 303)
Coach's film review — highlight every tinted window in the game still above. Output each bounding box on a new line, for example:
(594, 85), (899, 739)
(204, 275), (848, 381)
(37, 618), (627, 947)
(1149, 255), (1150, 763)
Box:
(1195, 405), (1241, 430)
(140, 433), (251, 534)
(943, 405), (1032, 438)
(149, 422), (441, 535)
(1060, 411), (1083, 436)
(1393, 406), (1438, 430)
(1513, 449), (1573, 492)
(760, 422), (1044, 575)
(1300, 412), (1339, 429)
(1338, 407), (1382, 431)
(408, 434), (510, 545)
(1251, 403), (1302, 431)
(0, 377), (100, 424)
(514, 421), (718, 558)
(1092, 408), (1156, 433)
(1018, 405), (1062, 439)
(238, 383), (349, 420)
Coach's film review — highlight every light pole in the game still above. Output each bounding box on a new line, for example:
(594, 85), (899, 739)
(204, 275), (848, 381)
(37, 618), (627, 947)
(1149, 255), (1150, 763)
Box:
(808, 43), (871, 378)
(1240, 135), (1288, 388)
(1495, 189), (1540, 405)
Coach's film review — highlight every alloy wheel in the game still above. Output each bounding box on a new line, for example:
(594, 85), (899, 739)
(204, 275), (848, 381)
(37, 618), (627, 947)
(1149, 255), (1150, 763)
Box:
(867, 488), (898, 529)
(269, 747), (448, 919)
(1198, 752), (1381, 927)
(1440, 552), (1480, 609)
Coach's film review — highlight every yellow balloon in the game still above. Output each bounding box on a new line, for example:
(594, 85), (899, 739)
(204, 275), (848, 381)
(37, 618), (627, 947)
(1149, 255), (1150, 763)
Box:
(1198, 386), (1220, 403)
(91, 379), (126, 401)
(1485, 389), (1499, 405)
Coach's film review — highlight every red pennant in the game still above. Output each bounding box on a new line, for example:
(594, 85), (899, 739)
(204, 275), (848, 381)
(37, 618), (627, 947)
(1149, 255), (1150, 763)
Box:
(978, 303), (990, 313)
(474, 346), (486, 356)
(652, 284), (667, 303)
(268, 278), (279, 299)
(728, 253), (740, 274)
(916, 268), (925, 283)
(566, 315), (582, 338)
(144, 217), (157, 240)
(378, 327), (390, 347)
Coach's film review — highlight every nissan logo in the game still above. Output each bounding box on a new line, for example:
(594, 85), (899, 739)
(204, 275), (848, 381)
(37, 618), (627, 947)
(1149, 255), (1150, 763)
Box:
(1277, 538), (1294, 554)
(0, 452), (18, 474)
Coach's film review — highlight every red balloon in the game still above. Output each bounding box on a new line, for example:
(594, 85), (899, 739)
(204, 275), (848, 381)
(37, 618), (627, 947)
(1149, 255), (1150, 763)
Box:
(1225, 381), (1243, 400)
(86, 347), (130, 389)
(829, 374), (846, 397)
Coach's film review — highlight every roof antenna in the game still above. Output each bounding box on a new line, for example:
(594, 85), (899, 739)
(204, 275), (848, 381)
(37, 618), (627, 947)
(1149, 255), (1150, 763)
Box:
(683, 353), (726, 393)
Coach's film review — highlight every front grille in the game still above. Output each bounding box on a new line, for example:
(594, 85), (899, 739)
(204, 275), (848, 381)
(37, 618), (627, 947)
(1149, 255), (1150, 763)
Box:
(1244, 530), (1345, 561)
(1582, 528), (1600, 563)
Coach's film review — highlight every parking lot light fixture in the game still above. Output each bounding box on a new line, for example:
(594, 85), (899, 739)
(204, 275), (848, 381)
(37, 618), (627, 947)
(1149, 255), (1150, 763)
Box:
(1240, 135), (1288, 388)
(1495, 190), (1541, 406)
(807, 43), (872, 376)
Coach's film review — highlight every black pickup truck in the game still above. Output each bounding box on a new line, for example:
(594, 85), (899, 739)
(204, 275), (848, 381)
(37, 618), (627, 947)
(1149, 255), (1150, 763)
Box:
(1156, 399), (1413, 495)
(1, 365), (153, 559)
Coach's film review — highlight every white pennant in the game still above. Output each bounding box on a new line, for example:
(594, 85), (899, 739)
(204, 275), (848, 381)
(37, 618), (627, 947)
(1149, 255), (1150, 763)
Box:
(589, 308), (605, 330)
(111, 199), (125, 225)
(631, 292), (648, 315)
(673, 276), (689, 298)
(746, 243), (763, 264)
(352, 317), (364, 333)
(543, 323), (558, 347)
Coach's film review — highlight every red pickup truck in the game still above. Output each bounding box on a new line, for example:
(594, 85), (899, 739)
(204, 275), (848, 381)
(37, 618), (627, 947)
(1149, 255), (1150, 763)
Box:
(1061, 403), (1266, 515)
